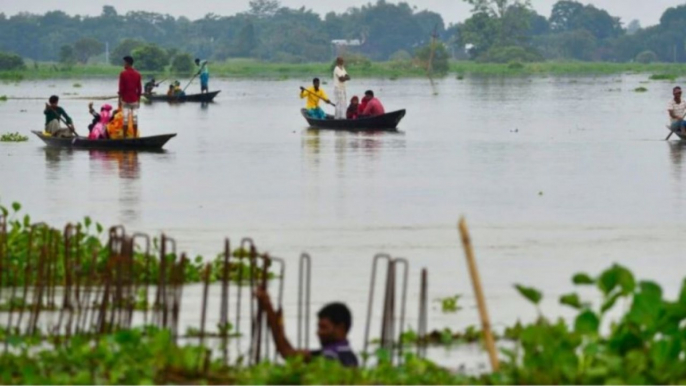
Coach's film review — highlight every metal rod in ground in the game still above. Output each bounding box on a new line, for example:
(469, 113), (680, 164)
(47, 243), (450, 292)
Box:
(270, 256), (287, 362)
(363, 253), (392, 365)
(417, 268), (429, 358)
(458, 218), (500, 372)
(199, 263), (211, 349)
(394, 258), (409, 364)
(298, 253), (311, 350)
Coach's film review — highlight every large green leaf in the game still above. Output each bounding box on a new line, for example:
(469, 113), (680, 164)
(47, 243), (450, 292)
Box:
(574, 310), (600, 335)
(572, 273), (595, 285)
(560, 293), (583, 309)
(514, 284), (543, 305)
(598, 264), (635, 296)
(627, 281), (663, 329)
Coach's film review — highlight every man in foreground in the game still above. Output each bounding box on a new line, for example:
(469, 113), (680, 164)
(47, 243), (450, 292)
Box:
(195, 58), (210, 94)
(668, 86), (686, 133)
(118, 56), (142, 138)
(300, 78), (333, 120)
(44, 95), (76, 137)
(360, 90), (385, 117)
(254, 287), (359, 367)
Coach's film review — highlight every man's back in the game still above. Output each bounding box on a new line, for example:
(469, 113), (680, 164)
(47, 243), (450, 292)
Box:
(119, 68), (142, 104)
(364, 98), (385, 117)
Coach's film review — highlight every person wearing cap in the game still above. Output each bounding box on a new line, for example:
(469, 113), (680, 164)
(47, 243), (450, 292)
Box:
(195, 58), (209, 94)
(118, 55), (142, 137)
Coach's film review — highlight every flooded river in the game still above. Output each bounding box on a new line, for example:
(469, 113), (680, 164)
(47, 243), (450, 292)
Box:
(1, 75), (685, 365)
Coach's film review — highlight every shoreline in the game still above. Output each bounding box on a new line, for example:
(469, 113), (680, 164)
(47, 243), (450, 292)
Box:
(3, 60), (686, 81)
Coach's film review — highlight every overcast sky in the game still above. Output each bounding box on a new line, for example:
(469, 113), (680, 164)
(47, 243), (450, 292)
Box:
(2, 0), (684, 27)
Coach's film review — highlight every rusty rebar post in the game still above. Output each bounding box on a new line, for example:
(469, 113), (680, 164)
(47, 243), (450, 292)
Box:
(298, 253), (312, 350)
(417, 268), (429, 359)
(363, 253), (392, 365)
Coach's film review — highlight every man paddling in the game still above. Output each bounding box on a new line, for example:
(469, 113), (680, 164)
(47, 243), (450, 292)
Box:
(44, 95), (76, 137)
(333, 57), (351, 120)
(118, 56), (142, 138)
(300, 78), (333, 120)
(669, 86), (686, 134)
(195, 58), (210, 94)
(144, 77), (160, 95)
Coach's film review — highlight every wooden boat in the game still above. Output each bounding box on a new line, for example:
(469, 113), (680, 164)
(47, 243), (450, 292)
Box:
(32, 131), (176, 150)
(301, 109), (406, 131)
(144, 91), (220, 103)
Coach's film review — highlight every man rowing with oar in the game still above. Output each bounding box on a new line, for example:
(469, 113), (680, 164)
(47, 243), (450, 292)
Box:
(44, 95), (76, 138)
(668, 86), (686, 135)
(300, 78), (333, 120)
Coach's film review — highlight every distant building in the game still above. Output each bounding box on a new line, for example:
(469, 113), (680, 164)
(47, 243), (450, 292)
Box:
(331, 39), (363, 57)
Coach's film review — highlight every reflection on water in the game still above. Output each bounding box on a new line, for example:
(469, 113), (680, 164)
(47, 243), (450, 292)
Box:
(88, 150), (140, 180)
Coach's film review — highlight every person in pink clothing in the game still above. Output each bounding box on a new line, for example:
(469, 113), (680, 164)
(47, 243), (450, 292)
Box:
(360, 90), (385, 117)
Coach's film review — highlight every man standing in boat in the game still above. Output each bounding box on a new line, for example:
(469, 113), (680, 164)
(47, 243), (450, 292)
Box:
(195, 58), (210, 94)
(669, 86), (686, 133)
(333, 57), (351, 120)
(118, 55), (142, 138)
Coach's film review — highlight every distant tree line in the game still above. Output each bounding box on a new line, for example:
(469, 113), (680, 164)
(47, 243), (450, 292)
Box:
(2, 0), (686, 69)
(456, 0), (686, 63)
(0, 0), (447, 65)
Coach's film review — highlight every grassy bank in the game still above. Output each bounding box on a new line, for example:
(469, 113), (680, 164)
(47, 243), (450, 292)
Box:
(5, 60), (686, 81)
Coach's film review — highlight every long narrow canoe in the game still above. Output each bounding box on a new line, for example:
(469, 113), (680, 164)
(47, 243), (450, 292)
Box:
(144, 91), (220, 103)
(32, 131), (176, 150)
(301, 109), (406, 131)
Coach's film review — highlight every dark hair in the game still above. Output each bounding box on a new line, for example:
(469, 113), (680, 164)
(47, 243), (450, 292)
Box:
(313, 78), (320, 83)
(365, 90), (374, 97)
(195, 58), (200, 63)
(317, 303), (352, 332)
(49, 95), (59, 104)
(123, 56), (134, 65)
(675, 86), (682, 91)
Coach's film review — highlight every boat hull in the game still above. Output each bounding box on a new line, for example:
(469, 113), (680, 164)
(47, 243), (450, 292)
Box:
(32, 131), (176, 151)
(145, 91), (220, 103)
(301, 109), (406, 131)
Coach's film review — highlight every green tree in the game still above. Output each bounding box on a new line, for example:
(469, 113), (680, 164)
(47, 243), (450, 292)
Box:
(234, 21), (257, 57)
(249, 0), (280, 18)
(58, 45), (77, 66)
(111, 39), (145, 65)
(73, 37), (104, 64)
(550, 0), (622, 39)
(414, 42), (449, 76)
(171, 53), (194, 73)
(0, 52), (25, 70)
(131, 44), (168, 71)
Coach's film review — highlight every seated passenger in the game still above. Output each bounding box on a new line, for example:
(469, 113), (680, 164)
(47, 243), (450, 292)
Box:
(347, 96), (359, 120)
(88, 102), (112, 140)
(359, 90), (385, 117)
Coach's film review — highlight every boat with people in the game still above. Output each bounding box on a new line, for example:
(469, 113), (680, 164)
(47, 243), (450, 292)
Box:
(300, 109), (406, 131)
(144, 90), (220, 103)
(32, 131), (176, 151)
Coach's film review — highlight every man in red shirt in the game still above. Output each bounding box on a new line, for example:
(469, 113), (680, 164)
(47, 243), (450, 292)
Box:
(118, 55), (142, 137)
(360, 90), (385, 117)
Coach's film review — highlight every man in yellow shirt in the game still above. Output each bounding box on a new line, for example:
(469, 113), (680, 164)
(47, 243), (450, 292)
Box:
(300, 78), (333, 120)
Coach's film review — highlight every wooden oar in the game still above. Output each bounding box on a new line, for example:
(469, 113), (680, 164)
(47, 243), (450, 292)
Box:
(182, 74), (199, 94)
(300, 87), (335, 107)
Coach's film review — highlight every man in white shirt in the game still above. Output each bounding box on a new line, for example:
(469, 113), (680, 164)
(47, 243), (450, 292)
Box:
(333, 57), (351, 120)
(669, 86), (686, 133)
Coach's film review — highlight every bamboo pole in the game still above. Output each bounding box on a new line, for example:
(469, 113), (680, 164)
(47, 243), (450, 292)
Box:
(458, 217), (500, 372)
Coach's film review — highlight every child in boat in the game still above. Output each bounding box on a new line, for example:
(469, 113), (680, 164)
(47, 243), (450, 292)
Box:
(88, 102), (113, 140)
(347, 96), (359, 120)
(167, 84), (175, 96)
